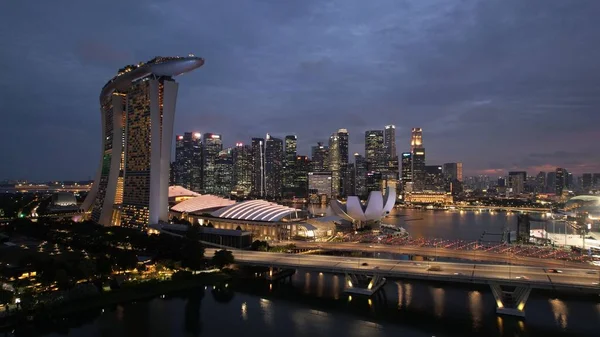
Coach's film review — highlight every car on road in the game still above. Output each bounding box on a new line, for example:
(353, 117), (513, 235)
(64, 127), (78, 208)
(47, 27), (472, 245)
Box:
(586, 270), (598, 275)
(515, 276), (529, 280)
(453, 272), (463, 276)
(368, 245), (373, 248)
(592, 282), (599, 286)
(413, 262), (422, 266)
(548, 269), (563, 273)
(361, 262), (369, 266)
(427, 265), (442, 272)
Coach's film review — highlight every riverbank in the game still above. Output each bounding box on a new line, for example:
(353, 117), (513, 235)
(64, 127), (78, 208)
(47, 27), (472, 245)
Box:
(2, 272), (232, 330)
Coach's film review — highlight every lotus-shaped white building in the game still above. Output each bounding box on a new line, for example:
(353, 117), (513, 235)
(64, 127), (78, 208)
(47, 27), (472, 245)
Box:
(330, 187), (396, 226)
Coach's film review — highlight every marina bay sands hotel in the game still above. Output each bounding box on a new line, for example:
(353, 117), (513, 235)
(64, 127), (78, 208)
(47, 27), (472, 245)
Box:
(82, 55), (204, 229)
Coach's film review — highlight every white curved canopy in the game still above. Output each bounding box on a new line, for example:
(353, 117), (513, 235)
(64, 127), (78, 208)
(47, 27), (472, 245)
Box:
(211, 200), (301, 222)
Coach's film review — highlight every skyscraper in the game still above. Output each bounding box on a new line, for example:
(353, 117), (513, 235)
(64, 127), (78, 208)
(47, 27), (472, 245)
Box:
(214, 148), (233, 197)
(582, 173), (592, 190)
(264, 134), (283, 198)
(353, 153), (367, 197)
(83, 56), (204, 228)
(174, 132), (202, 193)
(311, 142), (329, 172)
(283, 135), (297, 191)
(251, 138), (265, 197)
(508, 171), (527, 195)
(202, 133), (223, 194)
(410, 128), (425, 191)
(294, 155), (311, 198)
(535, 171), (546, 193)
(442, 163), (463, 182)
(555, 168), (566, 195)
(328, 129), (349, 198)
(384, 125), (397, 160)
(365, 130), (385, 172)
(401, 152), (412, 187)
(424, 165), (444, 191)
(232, 143), (252, 197)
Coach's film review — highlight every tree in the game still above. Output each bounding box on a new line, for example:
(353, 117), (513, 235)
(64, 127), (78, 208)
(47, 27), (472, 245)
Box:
(181, 240), (205, 270)
(212, 249), (234, 269)
(0, 289), (14, 307)
(250, 240), (269, 251)
(96, 256), (113, 276)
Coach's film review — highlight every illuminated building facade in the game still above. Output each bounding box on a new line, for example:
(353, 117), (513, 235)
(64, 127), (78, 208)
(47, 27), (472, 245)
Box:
(83, 56), (204, 228)
(232, 143), (253, 197)
(202, 133), (223, 194)
(353, 153), (367, 197)
(311, 142), (329, 172)
(308, 172), (332, 198)
(251, 138), (265, 197)
(328, 129), (349, 197)
(214, 148), (233, 197)
(283, 135), (297, 191)
(294, 155), (310, 198)
(508, 171), (527, 195)
(365, 130), (385, 172)
(174, 132), (202, 193)
(264, 134), (283, 198)
(410, 128), (425, 191)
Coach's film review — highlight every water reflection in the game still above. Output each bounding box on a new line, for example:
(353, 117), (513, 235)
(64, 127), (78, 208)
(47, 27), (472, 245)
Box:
(468, 290), (483, 329)
(260, 298), (273, 327)
(332, 275), (339, 299)
(184, 288), (203, 337)
(549, 298), (568, 329)
(241, 302), (248, 320)
(430, 287), (444, 317)
(317, 272), (324, 297)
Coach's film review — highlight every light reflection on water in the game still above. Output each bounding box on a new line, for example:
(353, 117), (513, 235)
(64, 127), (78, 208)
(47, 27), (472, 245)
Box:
(468, 290), (483, 329)
(549, 298), (568, 329)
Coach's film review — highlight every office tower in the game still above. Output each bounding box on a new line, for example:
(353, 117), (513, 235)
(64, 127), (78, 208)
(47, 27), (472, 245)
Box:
(83, 56), (204, 228)
(401, 152), (412, 183)
(366, 171), (383, 193)
(328, 129), (349, 198)
(213, 148), (233, 197)
(546, 172), (556, 193)
(555, 168), (566, 195)
(411, 148), (426, 191)
(353, 153), (367, 197)
(497, 177), (506, 188)
(202, 133), (223, 194)
(508, 171), (527, 195)
(442, 163), (463, 182)
(338, 129), (349, 196)
(174, 132), (202, 192)
(582, 173), (592, 190)
(365, 130), (385, 172)
(535, 171), (546, 193)
(283, 135), (297, 191)
(308, 172), (332, 198)
(410, 127), (423, 151)
(311, 142), (329, 172)
(294, 155), (311, 198)
(566, 170), (573, 189)
(347, 162), (356, 196)
(424, 165), (444, 191)
(232, 143), (253, 197)
(384, 125), (397, 161)
(409, 128), (426, 191)
(593, 173), (600, 188)
(264, 134), (283, 198)
(251, 138), (265, 197)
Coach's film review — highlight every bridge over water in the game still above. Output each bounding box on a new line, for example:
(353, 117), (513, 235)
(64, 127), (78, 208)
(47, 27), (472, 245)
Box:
(205, 248), (600, 317)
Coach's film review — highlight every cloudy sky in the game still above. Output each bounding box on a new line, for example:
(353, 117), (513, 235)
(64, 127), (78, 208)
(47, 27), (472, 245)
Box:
(1, 0), (599, 181)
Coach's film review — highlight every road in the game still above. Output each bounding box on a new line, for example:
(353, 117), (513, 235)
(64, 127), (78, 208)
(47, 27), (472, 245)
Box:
(205, 248), (600, 293)
(272, 241), (600, 269)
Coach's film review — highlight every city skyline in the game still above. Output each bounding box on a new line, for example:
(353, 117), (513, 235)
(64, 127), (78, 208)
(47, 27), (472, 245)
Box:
(2, 1), (600, 181)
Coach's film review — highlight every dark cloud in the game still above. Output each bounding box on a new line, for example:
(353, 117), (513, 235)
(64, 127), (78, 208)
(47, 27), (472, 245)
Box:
(1, 0), (600, 181)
